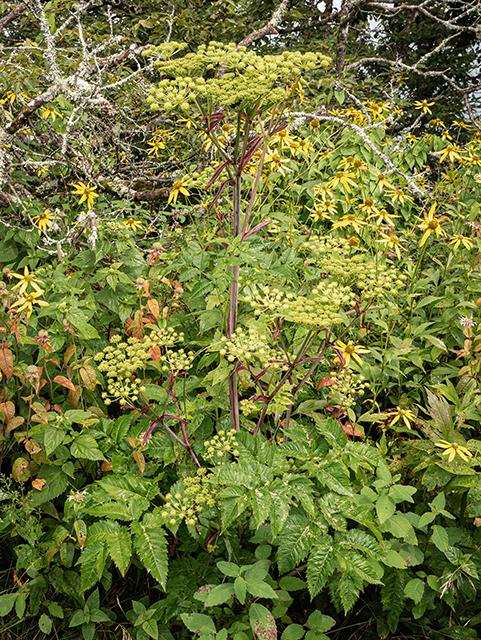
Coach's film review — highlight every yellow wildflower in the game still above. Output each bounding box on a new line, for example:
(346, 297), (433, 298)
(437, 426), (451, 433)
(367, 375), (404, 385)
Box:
(379, 231), (403, 260)
(359, 198), (379, 215)
(386, 406), (416, 429)
(122, 219), (144, 232)
(11, 290), (49, 318)
(335, 340), (370, 366)
(10, 266), (45, 295)
(41, 106), (63, 122)
(168, 180), (190, 205)
(413, 100), (435, 115)
(332, 214), (366, 234)
(32, 209), (55, 234)
(374, 172), (394, 193)
(147, 139), (166, 156)
(449, 235), (473, 251)
(327, 171), (357, 193)
(71, 181), (99, 211)
(436, 144), (463, 164)
(387, 189), (414, 206)
(417, 203), (450, 247)
(435, 440), (473, 463)
(368, 209), (399, 226)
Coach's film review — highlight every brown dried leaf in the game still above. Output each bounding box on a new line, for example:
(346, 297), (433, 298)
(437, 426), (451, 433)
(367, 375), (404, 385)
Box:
(32, 478), (46, 491)
(0, 347), (13, 379)
(146, 298), (160, 319)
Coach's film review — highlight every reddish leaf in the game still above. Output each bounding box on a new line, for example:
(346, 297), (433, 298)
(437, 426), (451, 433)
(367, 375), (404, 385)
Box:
(53, 375), (76, 392)
(79, 366), (97, 392)
(0, 400), (15, 421)
(68, 385), (82, 409)
(64, 345), (76, 365)
(101, 459), (113, 472)
(343, 424), (364, 438)
(31, 402), (49, 424)
(146, 298), (160, 319)
(6, 416), (25, 433)
(148, 345), (162, 361)
(317, 376), (335, 390)
(133, 450), (146, 476)
(0, 347), (13, 378)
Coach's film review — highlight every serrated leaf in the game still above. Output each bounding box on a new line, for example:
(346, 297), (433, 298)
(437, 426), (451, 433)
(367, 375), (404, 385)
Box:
(376, 494), (395, 524)
(0, 347), (13, 378)
(252, 487), (272, 528)
(381, 569), (409, 633)
(270, 493), (291, 537)
(418, 512), (436, 528)
(383, 550), (408, 569)
(43, 426), (65, 457)
(181, 613), (216, 634)
(404, 578), (424, 603)
(217, 561), (239, 577)
(77, 542), (108, 592)
(431, 525), (448, 551)
(205, 583), (235, 606)
(337, 571), (363, 613)
(39, 613), (52, 634)
(249, 603), (277, 640)
(306, 611), (335, 632)
(277, 516), (319, 573)
(278, 577), (306, 592)
(30, 465), (68, 507)
(70, 434), (105, 461)
(0, 593), (17, 616)
(106, 526), (131, 576)
(307, 542), (335, 598)
(234, 576), (247, 604)
(281, 624), (305, 640)
(384, 514), (417, 544)
(246, 579), (278, 599)
(132, 514), (168, 588)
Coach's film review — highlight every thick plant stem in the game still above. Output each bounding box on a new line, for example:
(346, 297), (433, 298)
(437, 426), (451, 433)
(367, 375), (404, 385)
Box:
(228, 173), (242, 431)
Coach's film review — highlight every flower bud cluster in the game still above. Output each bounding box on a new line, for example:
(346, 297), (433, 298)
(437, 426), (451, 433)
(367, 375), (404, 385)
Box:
(244, 283), (352, 329)
(203, 429), (239, 461)
(94, 328), (187, 404)
(220, 326), (288, 370)
(159, 348), (195, 373)
(160, 469), (218, 526)
(145, 42), (330, 113)
(329, 369), (370, 410)
(303, 235), (406, 299)
(94, 334), (151, 405)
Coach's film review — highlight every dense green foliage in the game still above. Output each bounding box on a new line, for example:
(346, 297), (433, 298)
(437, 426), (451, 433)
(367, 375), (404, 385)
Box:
(1, 2), (481, 639)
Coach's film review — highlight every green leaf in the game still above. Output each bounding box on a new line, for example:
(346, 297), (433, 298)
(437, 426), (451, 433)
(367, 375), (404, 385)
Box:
(131, 514), (168, 588)
(431, 525), (449, 551)
(39, 613), (52, 634)
(337, 571), (363, 614)
(418, 512), (436, 528)
(382, 550), (408, 569)
(30, 465), (69, 507)
(381, 569), (409, 633)
(204, 584), (235, 606)
(0, 593), (18, 616)
(306, 541), (335, 598)
(181, 613), (216, 634)
(278, 577), (306, 592)
(71, 434), (105, 461)
(244, 560), (270, 582)
(376, 494), (395, 524)
(43, 426), (65, 457)
(87, 502), (143, 521)
(249, 603), (277, 640)
(306, 611), (335, 632)
(430, 492), (446, 511)
(404, 578), (424, 603)
(106, 526), (132, 576)
(388, 485), (416, 503)
(277, 515), (319, 573)
(384, 514), (417, 544)
(77, 542), (108, 592)
(48, 602), (64, 618)
(234, 576), (247, 605)
(217, 561), (239, 577)
(143, 618), (159, 640)
(142, 384), (167, 403)
(82, 621), (95, 640)
(69, 610), (86, 627)
(281, 624), (305, 640)
(245, 579), (278, 599)
(15, 592), (26, 619)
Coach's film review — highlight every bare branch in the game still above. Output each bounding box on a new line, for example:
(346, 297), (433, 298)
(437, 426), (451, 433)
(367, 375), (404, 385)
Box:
(0, 2), (26, 31)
